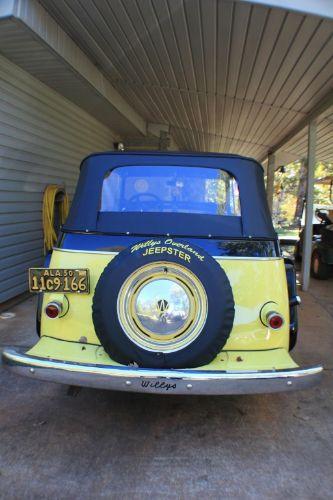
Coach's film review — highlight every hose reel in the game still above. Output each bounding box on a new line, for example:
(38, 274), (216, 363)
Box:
(42, 185), (69, 253)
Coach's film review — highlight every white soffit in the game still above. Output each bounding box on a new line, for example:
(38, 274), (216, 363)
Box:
(38, 0), (333, 162)
(278, 105), (333, 164)
(0, 0), (147, 137)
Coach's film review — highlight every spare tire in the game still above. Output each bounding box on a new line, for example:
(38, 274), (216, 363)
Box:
(92, 238), (235, 368)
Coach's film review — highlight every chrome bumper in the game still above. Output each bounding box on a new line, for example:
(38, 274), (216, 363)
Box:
(2, 348), (323, 395)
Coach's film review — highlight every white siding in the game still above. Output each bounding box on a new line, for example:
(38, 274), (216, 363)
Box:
(0, 55), (115, 303)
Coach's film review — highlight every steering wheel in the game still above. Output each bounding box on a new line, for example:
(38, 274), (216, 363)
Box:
(127, 192), (164, 209)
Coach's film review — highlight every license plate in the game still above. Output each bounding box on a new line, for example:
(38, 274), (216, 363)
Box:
(29, 268), (90, 294)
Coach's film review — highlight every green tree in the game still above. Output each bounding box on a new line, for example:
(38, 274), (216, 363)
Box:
(272, 161), (333, 228)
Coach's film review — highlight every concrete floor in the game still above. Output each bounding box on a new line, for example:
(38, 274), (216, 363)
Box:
(0, 278), (332, 500)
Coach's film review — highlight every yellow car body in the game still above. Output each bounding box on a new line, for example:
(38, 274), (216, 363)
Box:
(3, 246), (322, 394)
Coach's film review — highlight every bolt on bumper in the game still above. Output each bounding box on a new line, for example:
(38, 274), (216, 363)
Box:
(2, 347), (323, 395)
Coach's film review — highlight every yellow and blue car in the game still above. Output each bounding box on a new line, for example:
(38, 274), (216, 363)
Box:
(2, 152), (323, 394)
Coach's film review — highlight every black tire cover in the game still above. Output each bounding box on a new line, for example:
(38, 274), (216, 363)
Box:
(92, 238), (235, 368)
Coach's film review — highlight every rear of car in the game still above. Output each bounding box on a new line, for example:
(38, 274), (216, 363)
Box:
(2, 152), (322, 394)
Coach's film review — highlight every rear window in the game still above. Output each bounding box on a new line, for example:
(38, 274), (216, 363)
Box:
(101, 165), (241, 216)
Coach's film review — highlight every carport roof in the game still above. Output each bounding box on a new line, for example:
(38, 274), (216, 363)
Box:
(1, 0), (333, 163)
(273, 105), (333, 164)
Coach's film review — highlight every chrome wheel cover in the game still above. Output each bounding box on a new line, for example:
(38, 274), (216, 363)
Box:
(117, 262), (208, 352)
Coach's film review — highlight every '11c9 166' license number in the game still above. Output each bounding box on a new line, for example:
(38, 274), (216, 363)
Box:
(29, 268), (90, 294)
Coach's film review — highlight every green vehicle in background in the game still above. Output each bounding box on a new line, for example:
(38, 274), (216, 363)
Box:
(295, 205), (333, 280)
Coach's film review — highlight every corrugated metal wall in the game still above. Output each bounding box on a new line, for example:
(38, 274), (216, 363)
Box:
(0, 54), (115, 303)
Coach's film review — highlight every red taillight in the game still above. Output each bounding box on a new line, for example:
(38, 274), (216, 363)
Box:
(45, 302), (62, 319)
(267, 312), (284, 330)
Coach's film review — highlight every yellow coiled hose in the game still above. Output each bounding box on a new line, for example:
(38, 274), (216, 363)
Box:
(42, 185), (69, 253)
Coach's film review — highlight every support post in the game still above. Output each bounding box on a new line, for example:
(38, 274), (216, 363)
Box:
(301, 121), (317, 291)
(266, 153), (275, 213)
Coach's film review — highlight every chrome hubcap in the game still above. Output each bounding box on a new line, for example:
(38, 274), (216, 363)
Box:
(117, 262), (208, 352)
(135, 279), (190, 336)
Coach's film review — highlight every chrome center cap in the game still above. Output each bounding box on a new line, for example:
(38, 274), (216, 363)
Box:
(135, 279), (190, 336)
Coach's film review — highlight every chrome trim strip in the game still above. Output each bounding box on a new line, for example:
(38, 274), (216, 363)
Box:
(2, 348), (323, 395)
(53, 248), (118, 256)
(53, 248), (280, 261)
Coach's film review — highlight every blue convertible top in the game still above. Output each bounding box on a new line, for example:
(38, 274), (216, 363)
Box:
(63, 151), (276, 239)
